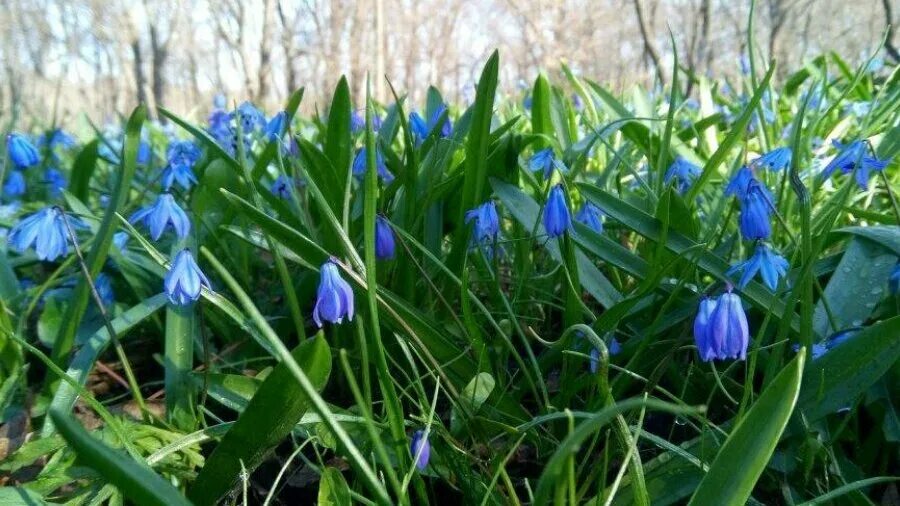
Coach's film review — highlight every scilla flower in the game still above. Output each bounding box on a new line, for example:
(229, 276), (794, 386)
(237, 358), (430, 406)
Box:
(410, 430), (431, 471)
(726, 166), (775, 203)
(44, 168), (67, 197)
(529, 148), (566, 179)
(163, 141), (200, 190)
(350, 111), (365, 134)
(664, 157), (701, 194)
(7, 133), (40, 168)
(3, 170), (26, 197)
(727, 243), (789, 290)
(738, 181), (772, 240)
(234, 101), (265, 133)
(465, 201), (501, 257)
(264, 111), (288, 141)
(375, 216), (396, 260)
(313, 260), (354, 327)
(575, 201), (604, 233)
(821, 140), (890, 190)
(694, 288), (749, 362)
(751, 147), (792, 172)
(889, 263), (900, 295)
(270, 174), (294, 199)
(543, 184), (572, 238)
(8, 207), (69, 261)
(409, 112), (428, 143)
(352, 147), (394, 182)
(130, 193), (191, 241)
(93, 273), (115, 308)
(164, 249), (210, 306)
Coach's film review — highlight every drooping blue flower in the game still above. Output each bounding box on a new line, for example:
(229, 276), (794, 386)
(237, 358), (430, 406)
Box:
(265, 111), (288, 141)
(372, 113), (383, 131)
(409, 112), (428, 144)
(738, 181), (772, 240)
(136, 141), (153, 165)
(575, 201), (604, 234)
(350, 111), (365, 134)
(93, 273), (115, 308)
(543, 184), (572, 238)
(752, 147), (792, 172)
(410, 430), (431, 471)
(889, 263), (900, 295)
(3, 170), (26, 197)
(112, 231), (129, 252)
(129, 193), (191, 241)
(270, 174), (294, 199)
(529, 148), (567, 179)
(821, 140), (891, 189)
(725, 166), (775, 205)
(523, 95), (533, 110)
(465, 201), (501, 252)
(40, 128), (77, 151)
(589, 339), (621, 373)
(161, 162), (198, 191)
(166, 141), (201, 172)
(352, 147), (394, 182)
(375, 216), (396, 260)
(609, 337), (621, 355)
(664, 157), (701, 194)
(572, 93), (584, 112)
(694, 288), (750, 362)
(164, 249), (211, 306)
(208, 108), (231, 134)
(7, 133), (40, 168)
(727, 243), (789, 290)
(428, 104), (452, 138)
(234, 101), (265, 133)
(44, 168), (67, 197)
(8, 207), (69, 261)
(313, 260), (354, 327)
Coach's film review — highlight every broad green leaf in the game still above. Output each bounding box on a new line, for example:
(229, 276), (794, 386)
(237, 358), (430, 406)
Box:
(531, 74), (554, 148)
(324, 77), (352, 210)
(687, 351), (805, 506)
(188, 334), (332, 506)
(461, 372), (495, 413)
(836, 225), (900, 256)
(49, 410), (191, 506)
(318, 467), (351, 506)
(0, 487), (57, 505)
(68, 139), (100, 201)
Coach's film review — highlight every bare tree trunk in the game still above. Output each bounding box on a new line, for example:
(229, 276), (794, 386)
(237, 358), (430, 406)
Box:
(632, 0), (666, 84)
(374, 0), (385, 101)
(149, 24), (167, 115)
(131, 38), (147, 105)
(257, 0), (275, 104)
(882, 0), (900, 63)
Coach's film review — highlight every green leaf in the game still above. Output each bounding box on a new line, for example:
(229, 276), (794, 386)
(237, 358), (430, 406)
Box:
(531, 74), (554, 148)
(687, 351), (805, 506)
(49, 410), (192, 506)
(318, 467), (351, 506)
(159, 106), (240, 174)
(68, 139), (100, 201)
(324, 77), (352, 211)
(835, 225), (900, 256)
(461, 372), (496, 413)
(812, 237), (896, 336)
(0, 487), (58, 505)
(188, 334), (332, 506)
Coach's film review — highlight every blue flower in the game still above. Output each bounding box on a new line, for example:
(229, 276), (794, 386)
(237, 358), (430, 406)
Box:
(164, 249), (211, 306)
(8, 207), (69, 261)
(375, 216), (396, 260)
(161, 162), (198, 191)
(234, 101), (265, 133)
(725, 166), (775, 204)
(523, 95), (533, 110)
(313, 261), (354, 327)
(429, 104), (452, 138)
(265, 111), (288, 140)
(664, 157), (701, 194)
(165, 141), (201, 174)
(130, 193), (191, 241)
(575, 201), (604, 233)
(7, 133), (39, 168)
(410, 430), (431, 471)
(609, 337), (621, 355)
(572, 94), (584, 112)
(738, 181), (772, 240)
(465, 201), (501, 255)
(112, 231), (129, 252)
(270, 174), (294, 199)
(727, 243), (789, 290)
(93, 273), (115, 308)
(40, 128), (77, 151)
(694, 289), (749, 362)
(350, 111), (365, 134)
(409, 112), (428, 144)
(821, 140), (890, 189)
(136, 141), (153, 165)
(588, 339), (621, 373)
(3, 170), (26, 197)
(889, 263), (900, 295)
(752, 147), (791, 172)
(409, 107), (451, 144)
(44, 168), (67, 197)
(352, 147), (394, 182)
(208, 109), (231, 134)
(543, 184), (572, 238)
(529, 148), (567, 179)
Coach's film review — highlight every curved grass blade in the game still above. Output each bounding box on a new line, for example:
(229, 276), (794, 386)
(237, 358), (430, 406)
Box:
(48, 410), (192, 506)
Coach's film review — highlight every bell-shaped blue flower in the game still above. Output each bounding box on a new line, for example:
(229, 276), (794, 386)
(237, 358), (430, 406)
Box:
(40, 128), (77, 151)
(44, 168), (67, 197)
(821, 140), (890, 190)
(575, 201), (604, 233)
(136, 141), (153, 165)
(7, 134), (39, 168)
(664, 157), (701, 194)
(8, 207), (69, 261)
(93, 273), (115, 308)
(410, 430), (431, 471)
(543, 184), (572, 238)
(696, 288), (750, 361)
(375, 216), (396, 260)
(529, 148), (567, 179)
(889, 263), (900, 295)
(265, 111), (288, 141)
(751, 147), (791, 172)
(465, 201), (501, 257)
(234, 101), (265, 133)
(350, 111), (365, 134)
(738, 181), (772, 240)
(727, 243), (789, 290)
(164, 249), (211, 306)
(429, 104), (452, 138)
(588, 338), (621, 374)
(352, 147), (394, 182)
(3, 170), (26, 197)
(313, 261), (354, 327)
(130, 193), (191, 241)
(270, 174), (294, 199)
(112, 231), (129, 252)
(726, 166), (775, 204)
(162, 163), (198, 191)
